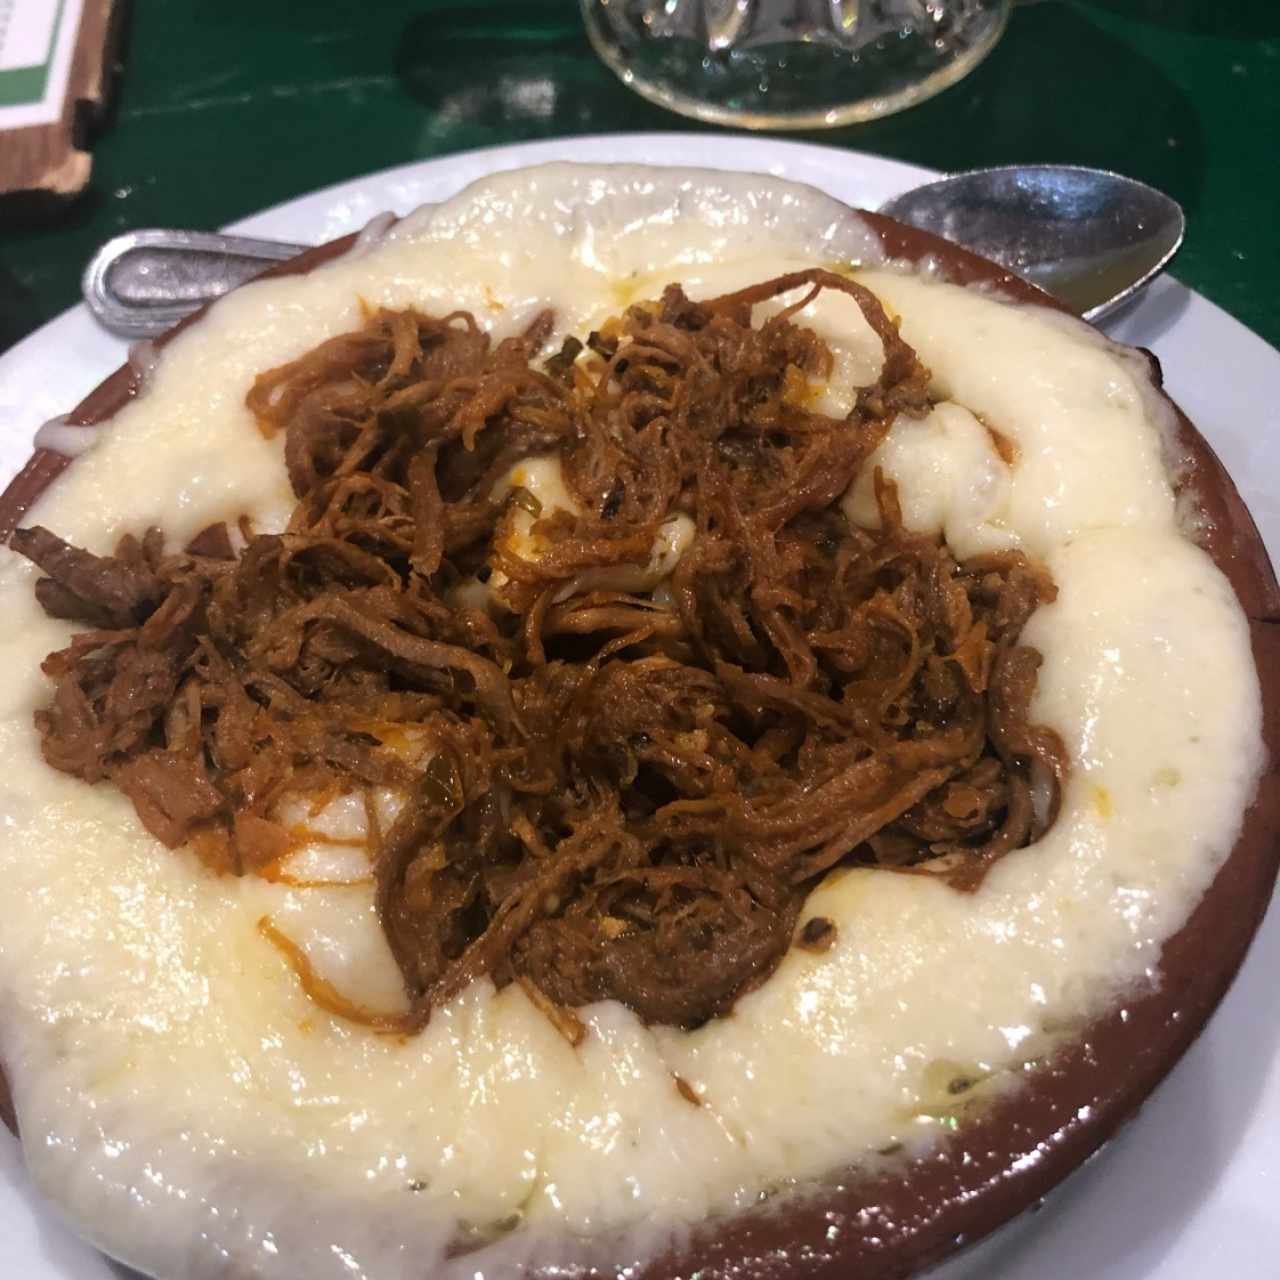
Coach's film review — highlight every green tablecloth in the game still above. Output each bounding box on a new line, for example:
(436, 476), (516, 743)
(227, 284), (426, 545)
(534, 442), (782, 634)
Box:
(1, 0), (1276, 354)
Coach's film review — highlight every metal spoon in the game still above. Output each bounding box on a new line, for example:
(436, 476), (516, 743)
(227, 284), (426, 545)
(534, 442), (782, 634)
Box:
(879, 165), (1185, 322)
(82, 165), (1184, 339)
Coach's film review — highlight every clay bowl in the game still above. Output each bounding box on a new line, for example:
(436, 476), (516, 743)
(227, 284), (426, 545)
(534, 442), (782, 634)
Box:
(1, 204), (1277, 1280)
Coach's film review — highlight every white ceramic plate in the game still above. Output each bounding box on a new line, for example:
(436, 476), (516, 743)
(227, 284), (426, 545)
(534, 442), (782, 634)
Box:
(0, 135), (1277, 1280)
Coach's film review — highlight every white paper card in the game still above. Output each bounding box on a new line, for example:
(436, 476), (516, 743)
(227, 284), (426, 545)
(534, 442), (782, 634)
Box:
(0, 0), (85, 131)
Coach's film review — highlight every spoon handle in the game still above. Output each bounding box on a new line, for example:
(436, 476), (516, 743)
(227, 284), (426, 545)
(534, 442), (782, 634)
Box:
(82, 230), (309, 339)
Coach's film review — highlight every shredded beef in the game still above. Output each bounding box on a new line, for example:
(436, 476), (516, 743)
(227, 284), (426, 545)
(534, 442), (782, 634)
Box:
(12, 269), (1067, 1030)
(12, 525), (164, 627)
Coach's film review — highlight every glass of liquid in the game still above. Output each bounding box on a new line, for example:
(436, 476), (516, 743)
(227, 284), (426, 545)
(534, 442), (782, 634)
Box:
(581, 0), (1011, 129)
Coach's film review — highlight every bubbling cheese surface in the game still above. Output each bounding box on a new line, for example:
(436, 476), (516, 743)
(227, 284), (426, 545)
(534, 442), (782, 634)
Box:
(0, 165), (1264, 1280)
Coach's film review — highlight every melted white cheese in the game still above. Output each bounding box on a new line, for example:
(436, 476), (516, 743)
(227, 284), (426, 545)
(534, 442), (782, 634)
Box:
(33, 414), (98, 459)
(0, 164), (1264, 1280)
(842, 399), (1017, 558)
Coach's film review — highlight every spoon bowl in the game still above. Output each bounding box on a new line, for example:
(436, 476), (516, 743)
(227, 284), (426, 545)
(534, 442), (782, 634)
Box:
(879, 165), (1185, 321)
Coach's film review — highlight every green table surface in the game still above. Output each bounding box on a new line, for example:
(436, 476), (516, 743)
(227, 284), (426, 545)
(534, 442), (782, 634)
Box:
(1, 0), (1277, 356)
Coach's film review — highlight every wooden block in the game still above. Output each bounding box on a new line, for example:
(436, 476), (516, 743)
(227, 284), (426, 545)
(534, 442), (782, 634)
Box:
(0, 0), (120, 199)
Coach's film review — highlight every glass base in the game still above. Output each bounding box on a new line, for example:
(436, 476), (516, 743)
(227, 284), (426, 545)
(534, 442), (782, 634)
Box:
(582, 0), (1012, 130)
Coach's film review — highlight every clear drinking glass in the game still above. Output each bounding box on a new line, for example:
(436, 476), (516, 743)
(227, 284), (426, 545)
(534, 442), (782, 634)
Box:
(581, 0), (1012, 129)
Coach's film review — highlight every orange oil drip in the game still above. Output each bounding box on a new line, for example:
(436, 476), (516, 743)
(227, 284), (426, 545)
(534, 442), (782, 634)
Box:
(256, 916), (411, 1034)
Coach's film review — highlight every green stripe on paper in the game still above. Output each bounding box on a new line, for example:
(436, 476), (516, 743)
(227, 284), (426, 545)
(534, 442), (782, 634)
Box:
(0, 63), (49, 107)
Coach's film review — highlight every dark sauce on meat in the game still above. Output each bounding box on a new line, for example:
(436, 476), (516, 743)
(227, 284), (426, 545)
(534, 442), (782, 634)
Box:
(10, 270), (1066, 1031)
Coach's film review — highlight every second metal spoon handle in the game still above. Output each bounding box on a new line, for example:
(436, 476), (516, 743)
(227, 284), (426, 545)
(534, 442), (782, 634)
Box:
(82, 230), (309, 339)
